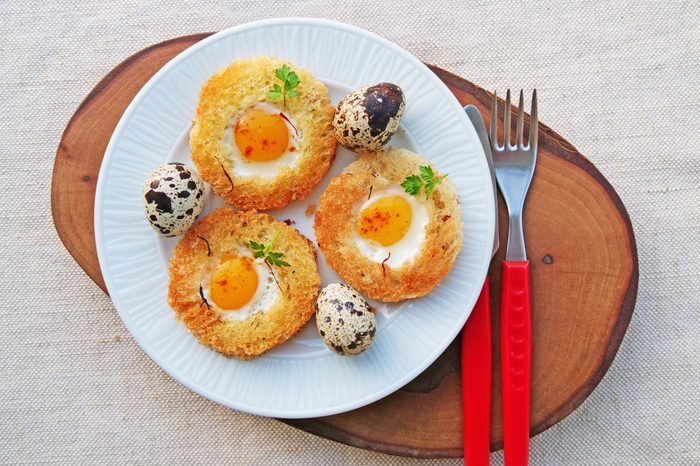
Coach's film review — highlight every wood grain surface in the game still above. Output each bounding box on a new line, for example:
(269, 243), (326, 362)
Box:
(50, 33), (638, 458)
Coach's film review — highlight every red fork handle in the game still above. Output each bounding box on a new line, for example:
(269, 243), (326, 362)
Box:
(501, 261), (532, 466)
(461, 278), (492, 466)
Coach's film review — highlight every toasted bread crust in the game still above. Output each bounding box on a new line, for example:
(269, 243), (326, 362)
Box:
(190, 56), (336, 211)
(168, 208), (321, 358)
(314, 148), (462, 302)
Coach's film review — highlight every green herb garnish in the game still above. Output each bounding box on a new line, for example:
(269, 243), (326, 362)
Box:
(401, 175), (423, 197)
(267, 65), (300, 106)
(248, 229), (291, 267)
(401, 165), (448, 200)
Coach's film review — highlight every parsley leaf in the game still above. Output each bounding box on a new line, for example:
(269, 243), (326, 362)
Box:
(267, 84), (283, 101)
(419, 165), (435, 182)
(401, 165), (448, 200)
(267, 251), (290, 267)
(247, 229), (291, 268)
(401, 175), (423, 196)
(423, 173), (448, 200)
(248, 240), (266, 259)
(269, 65), (301, 106)
(274, 65), (290, 82)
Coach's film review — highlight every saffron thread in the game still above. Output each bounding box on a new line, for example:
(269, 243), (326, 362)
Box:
(196, 235), (211, 256)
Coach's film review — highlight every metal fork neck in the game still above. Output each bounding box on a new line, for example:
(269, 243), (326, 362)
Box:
(506, 214), (527, 261)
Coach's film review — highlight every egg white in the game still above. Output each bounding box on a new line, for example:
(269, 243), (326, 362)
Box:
(352, 186), (428, 268)
(202, 248), (281, 321)
(222, 102), (301, 179)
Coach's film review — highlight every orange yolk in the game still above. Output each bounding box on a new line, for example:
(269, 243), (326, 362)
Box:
(234, 107), (290, 161)
(358, 195), (412, 246)
(210, 254), (259, 310)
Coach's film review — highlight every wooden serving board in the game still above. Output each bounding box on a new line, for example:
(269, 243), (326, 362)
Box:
(51, 33), (638, 458)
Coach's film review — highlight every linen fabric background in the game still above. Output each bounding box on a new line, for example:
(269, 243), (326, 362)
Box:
(1, 1), (698, 464)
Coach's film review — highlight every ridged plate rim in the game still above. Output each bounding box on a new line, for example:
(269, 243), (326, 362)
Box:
(94, 17), (494, 418)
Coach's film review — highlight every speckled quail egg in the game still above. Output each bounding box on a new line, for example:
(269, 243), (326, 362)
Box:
(333, 83), (405, 153)
(316, 283), (376, 355)
(143, 163), (205, 237)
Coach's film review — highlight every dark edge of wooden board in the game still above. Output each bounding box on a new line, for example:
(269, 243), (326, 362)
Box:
(51, 33), (214, 292)
(51, 34), (639, 459)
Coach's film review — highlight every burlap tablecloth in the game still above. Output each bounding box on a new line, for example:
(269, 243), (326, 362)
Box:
(2, 1), (698, 464)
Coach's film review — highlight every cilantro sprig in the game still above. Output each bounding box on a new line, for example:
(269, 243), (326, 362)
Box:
(401, 165), (448, 200)
(248, 229), (291, 267)
(267, 65), (300, 107)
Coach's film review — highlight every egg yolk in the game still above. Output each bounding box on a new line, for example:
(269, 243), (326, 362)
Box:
(210, 254), (259, 310)
(234, 107), (290, 161)
(358, 195), (412, 246)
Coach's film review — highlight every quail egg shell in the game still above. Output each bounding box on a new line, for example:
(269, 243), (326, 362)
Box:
(143, 163), (205, 237)
(333, 82), (405, 153)
(316, 283), (376, 355)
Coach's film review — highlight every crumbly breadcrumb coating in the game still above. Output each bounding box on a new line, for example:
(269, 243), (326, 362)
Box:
(168, 208), (321, 358)
(190, 56), (336, 211)
(314, 148), (462, 302)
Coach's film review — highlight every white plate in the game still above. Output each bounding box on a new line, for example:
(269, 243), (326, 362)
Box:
(95, 18), (494, 418)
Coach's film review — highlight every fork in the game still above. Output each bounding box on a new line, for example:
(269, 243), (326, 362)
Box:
(491, 89), (538, 466)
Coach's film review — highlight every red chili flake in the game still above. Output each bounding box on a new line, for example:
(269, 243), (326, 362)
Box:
(441, 215), (452, 222)
(245, 146), (254, 156)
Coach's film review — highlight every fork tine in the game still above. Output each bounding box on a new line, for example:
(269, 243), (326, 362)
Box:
(503, 89), (511, 149)
(529, 89), (538, 150)
(516, 89), (524, 148)
(490, 91), (498, 147)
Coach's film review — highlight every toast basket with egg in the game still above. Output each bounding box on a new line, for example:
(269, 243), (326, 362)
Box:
(168, 208), (321, 359)
(189, 56), (336, 211)
(314, 148), (462, 302)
